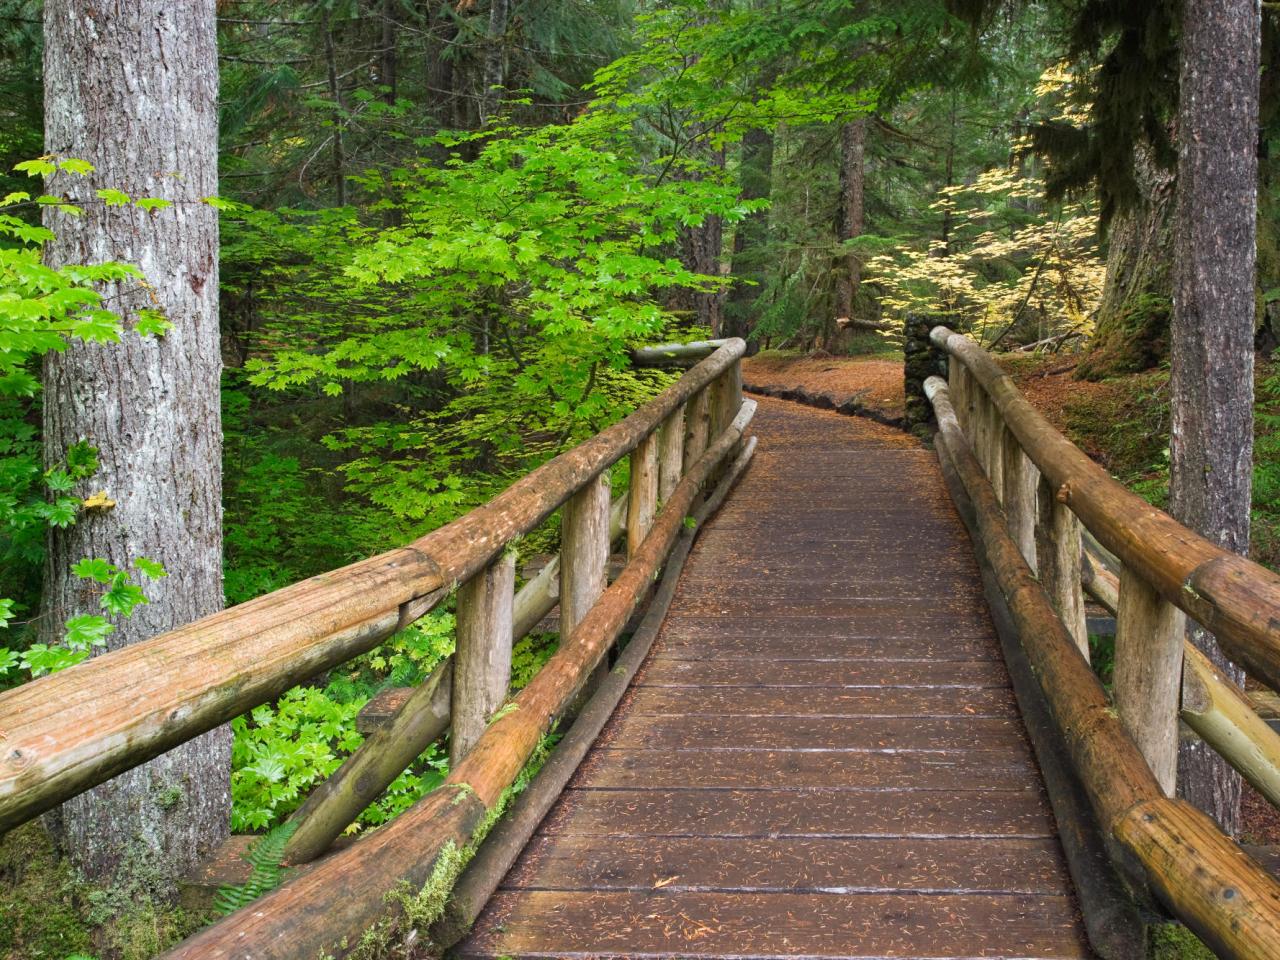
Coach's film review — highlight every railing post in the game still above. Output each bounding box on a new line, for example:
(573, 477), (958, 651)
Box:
(628, 431), (659, 556)
(1001, 426), (1038, 567)
(683, 387), (711, 466)
(1114, 567), (1186, 794)
(561, 473), (611, 699)
(1035, 477), (1088, 656)
(948, 359), (970, 434)
(657, 406), (685, 502)
(983, 394), (1005, 501)
(451, 552), (516, 763)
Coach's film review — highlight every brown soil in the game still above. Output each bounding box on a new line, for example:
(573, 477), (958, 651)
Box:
(741, 355), (906, 422)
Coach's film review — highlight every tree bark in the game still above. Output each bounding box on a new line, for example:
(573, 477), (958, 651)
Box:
(723, 124), (774, 347)
(1170, 0), (1260, 835)
(675, 143), (727, 336)
(1077, 148), (1175, 380)
(479, 0), (511, 125)
(834, 117), (867, 321)
(41, 0), (228, 890)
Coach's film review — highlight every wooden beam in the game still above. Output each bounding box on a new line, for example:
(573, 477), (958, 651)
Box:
(1114, 566), (1185, 795)
(1181, 643), (1280, 810)
(451, 553), (516, 763)
(925, 374), (1280, 960)
(1002, 426), (1038, 567)
(657, 406), (685, 503)
(282, 661), (453, 865)
(933, 325), (1280, 697)
(0, 339), (746, 833)
(631, 339), (729, 365)
(433, 435), (759, 948)
(158, 399), (758, 960)
(1036, 477), (1088, 656)
(683, 386), (711, 467)
(627, 432), (659, 558)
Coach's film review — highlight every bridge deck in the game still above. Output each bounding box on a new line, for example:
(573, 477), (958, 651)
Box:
(458, 398), (1091, 959)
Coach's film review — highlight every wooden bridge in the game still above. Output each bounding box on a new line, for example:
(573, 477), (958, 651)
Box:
(4, 334), (1280, 959)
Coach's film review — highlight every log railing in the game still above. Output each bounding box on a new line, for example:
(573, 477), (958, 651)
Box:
(927, 326), (1280, 960)
(0, 338), (754, 959)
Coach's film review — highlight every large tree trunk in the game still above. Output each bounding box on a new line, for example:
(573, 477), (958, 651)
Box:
(42, 0), (229, 891)
(828, 116), (867, 351)
(833, 117), (866, 321)
(723, 125), (774, 348)
(674, 143), (727, 335)
(1170, 0), (1260, 836)
(1076, 148), (1175, 380)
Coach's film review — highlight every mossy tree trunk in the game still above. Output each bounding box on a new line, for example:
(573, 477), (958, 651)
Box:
(41, 0), (229, 892)
(1170, 0), (1260, 836)
(1076, 148), (1175, 380)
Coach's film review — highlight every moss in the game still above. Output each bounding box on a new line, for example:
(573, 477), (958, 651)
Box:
(0, 823), (208, 960)
(1077, 293), (1171, 380)
(0, 823), (93, 959)
(1150, 922), (1215, 960)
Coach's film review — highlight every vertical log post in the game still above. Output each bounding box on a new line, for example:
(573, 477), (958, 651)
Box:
(684, 387), (711, 467)
(1035, 477), (1088, 656)
(983, 392), (1005, 502)
(1114, 567), (1187, 794)
(561, 473), (611, 699)
(628, 431), (660, 557)
(657, 406), (685, 503)
(1001, 428), (1038, 568)
(451, 553), (516, 763)
(948, 358), (970, 435)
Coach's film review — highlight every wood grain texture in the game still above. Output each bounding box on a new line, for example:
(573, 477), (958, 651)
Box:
(460, 399), (1088, 959)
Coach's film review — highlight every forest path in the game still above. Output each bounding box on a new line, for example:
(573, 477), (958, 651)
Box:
(456, 397), (1091, 959)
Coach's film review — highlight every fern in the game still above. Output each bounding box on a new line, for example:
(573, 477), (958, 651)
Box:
(214, 821), (298, 916)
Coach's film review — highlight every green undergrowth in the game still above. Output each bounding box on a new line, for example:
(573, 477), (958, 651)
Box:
(0, 823), (210, 960)
(1005, 352), (1280, 573)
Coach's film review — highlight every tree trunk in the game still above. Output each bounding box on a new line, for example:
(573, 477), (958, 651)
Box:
(675, 143), (727, 335)
(42, 0), (229, 891)
(723, 125), (774, 348)
(1170, 0), (1260, 836)
(834, 117), (866, 320)
(322, 9), (347, 206)
(480, 0), (511, 125)
(829, 116), (867, 351)
(1076, 148), (1175, 380)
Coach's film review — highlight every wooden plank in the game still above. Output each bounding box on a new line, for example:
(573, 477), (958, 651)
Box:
(649, 632), (1001, 662)
(539, 787), (1058, 839)
(656, 613), (995, 639)
(504, 834), (1073, 896)
(598, 713), (1034, 755)
(633, 658), (1010, 689)
(622, 683), (1020, 718)
(458, 890), (1091, 959)
(571, 747), (1039, 791)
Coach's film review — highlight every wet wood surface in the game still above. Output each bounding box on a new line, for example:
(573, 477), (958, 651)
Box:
(458, 399), (1090, 959)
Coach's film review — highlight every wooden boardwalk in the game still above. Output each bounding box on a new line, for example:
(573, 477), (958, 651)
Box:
(458, 398), (1091, 959)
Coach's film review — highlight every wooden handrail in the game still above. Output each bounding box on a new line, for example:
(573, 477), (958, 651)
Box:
(926, 374), (1280, 960)
(932, 325), (1280, 698)
(160, 396), (758, 959)
(0, 339), (746, 833)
